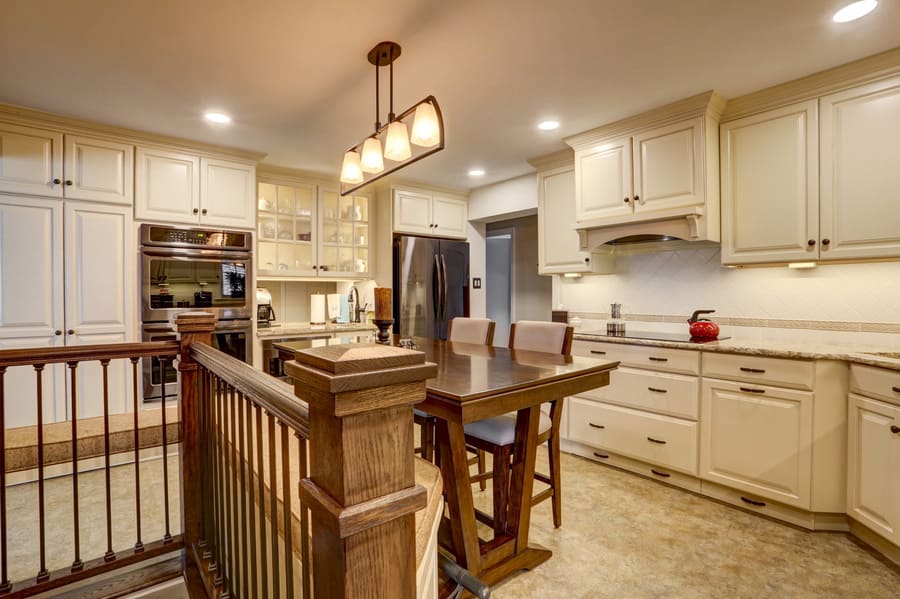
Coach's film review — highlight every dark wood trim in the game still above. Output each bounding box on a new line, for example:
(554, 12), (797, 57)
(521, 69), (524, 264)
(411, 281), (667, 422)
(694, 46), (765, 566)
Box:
(0, 341), (180, 367)
(50, 555), (185, 599)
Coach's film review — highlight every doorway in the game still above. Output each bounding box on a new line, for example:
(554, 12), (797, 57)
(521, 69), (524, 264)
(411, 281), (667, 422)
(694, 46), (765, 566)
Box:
(485, 230), (513, 346)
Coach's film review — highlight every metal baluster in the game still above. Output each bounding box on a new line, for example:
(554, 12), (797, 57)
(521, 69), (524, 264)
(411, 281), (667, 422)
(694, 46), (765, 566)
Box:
(130, 357), (143, 553)
(255, 404), (268, 599)
(200, 367), (212, 559)
(225, 385), (237, 594)
(101, 359), (115, 562)
(298, 434), (310, 598)
(268, 413), (280, 597)
(159, 358), (172, 544)
(213, 377), (224, 587)
(245, 397), (258, 598)
(67, 362), (83, 571)
(0, 367), (11, 594)
(35, 364), (49, 581)
(238, 392), (249, 599)
(280, 423), (294, 599)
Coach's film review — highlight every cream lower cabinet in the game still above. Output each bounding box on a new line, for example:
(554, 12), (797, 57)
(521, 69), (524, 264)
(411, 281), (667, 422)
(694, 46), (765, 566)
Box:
(392, 187), (467, 239)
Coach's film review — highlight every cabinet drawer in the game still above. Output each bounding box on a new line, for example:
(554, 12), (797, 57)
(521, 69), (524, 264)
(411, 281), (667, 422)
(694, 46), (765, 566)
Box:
(850, 364), (900, 407)
(577, 366), (699, 420)
(568, 397), (698, 475)
(702, 352), (813, 390)
(573, 340), (699, 375)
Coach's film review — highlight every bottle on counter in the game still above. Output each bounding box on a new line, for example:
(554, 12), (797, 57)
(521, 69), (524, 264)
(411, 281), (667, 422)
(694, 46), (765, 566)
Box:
(607, 303), (625, 336)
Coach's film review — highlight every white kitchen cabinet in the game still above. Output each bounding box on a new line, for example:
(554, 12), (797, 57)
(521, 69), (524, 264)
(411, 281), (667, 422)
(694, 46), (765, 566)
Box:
(847, 393), (899, 544)
(63, 135), (134, 205)
(819, 75), (900, 261)
(574, 136), (633, 222)
(632, 118), (704, 214)
(700, 378), (813, 509)
(199, 157), (256, 228)
(0, 122), (63, 197)
(720, 100), (819, 265)
(135, 146), (200, 223)
(392, 187), (467, 239)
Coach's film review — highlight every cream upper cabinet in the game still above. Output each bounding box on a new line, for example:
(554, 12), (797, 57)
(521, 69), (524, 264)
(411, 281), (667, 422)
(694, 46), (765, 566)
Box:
(135, 146), (200, 222)
(632, 118), (704, 214)
(393, 187), (467, 239)
(720, 101), (819, 265)
(575, 135), (633, 221)
(199, 157), (256, 228)
(63, 135), (134, 205)
(0, 122), (63, 197)
(539, 165), (589, 274)
(819, 75), (900, 261)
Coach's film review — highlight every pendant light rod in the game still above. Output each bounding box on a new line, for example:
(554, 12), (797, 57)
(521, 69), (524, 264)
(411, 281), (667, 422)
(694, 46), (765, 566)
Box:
(388, 45), (395, 122)
(374, 60), (381, 131)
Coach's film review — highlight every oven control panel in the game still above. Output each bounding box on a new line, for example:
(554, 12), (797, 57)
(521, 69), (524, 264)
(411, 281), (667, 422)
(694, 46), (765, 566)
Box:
(140, 224), (251, 251)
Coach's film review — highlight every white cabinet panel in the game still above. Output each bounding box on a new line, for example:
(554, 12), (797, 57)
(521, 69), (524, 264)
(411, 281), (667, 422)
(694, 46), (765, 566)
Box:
(200, 157), (255, 228)
(70, 332), (130, 419)
(393, 189), (433, 236)
(431, 195), (467, 238)
(575, 136), (632, 221)
(0, 123), (63, 197)
(538, 166), (593, 274)
(63, 135), (133, 205)
(0, 337), (65, 428)
(633, 118), (703, 213)
(820, 76), (900, 260)
(135, 147), (200, 223)
(720, 101), (818, 265)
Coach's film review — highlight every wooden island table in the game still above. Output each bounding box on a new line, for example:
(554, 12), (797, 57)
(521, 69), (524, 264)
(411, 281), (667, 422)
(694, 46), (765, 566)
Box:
(275, 335), (618, 593)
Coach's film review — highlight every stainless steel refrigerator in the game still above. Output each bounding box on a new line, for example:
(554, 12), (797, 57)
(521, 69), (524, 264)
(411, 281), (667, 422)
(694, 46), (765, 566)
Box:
(393, 235), (470, 340)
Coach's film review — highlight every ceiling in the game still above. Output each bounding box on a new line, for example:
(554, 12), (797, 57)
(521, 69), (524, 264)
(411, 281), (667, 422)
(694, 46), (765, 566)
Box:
(2, 1), (899, 191)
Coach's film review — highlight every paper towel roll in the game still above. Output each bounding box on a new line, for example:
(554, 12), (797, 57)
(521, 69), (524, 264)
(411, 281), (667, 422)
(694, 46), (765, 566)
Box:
(327, 293), (342, 321)
(310, 294), (326, 324)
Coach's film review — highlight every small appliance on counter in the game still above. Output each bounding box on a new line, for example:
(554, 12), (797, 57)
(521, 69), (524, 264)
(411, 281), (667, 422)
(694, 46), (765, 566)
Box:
(607, 303), (625, 335)
(688, 309), (720, 340)
(256, 287), (277, 328)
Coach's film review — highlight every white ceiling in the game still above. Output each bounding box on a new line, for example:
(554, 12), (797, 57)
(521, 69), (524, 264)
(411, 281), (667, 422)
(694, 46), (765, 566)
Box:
(2, 1), (899, 191)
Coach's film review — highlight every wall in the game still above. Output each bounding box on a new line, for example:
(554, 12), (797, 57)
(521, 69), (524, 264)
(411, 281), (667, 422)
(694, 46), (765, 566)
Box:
(556, 244), (900, 331)
(485, 235), (512, 346)
(487, 215), (552, 323)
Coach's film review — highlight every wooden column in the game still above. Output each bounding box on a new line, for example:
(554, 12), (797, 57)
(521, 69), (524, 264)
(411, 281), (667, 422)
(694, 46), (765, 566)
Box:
(285, 343), (437, 599)
(175, 312), (216, 555)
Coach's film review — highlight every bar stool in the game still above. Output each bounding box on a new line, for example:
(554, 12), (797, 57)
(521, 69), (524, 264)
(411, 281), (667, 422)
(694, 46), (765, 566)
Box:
(464, 320), (574, 530)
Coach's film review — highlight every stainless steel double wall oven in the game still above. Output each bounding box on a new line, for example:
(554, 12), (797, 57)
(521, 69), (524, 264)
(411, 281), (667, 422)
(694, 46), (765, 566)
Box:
(140, 224), (252, 401)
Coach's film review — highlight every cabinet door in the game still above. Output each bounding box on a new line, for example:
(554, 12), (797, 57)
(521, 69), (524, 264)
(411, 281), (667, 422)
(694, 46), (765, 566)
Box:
(0, 196), (65, 426)
(538, 166), (591, 274)
(393, 189), (433, 235)
(820, 76), (900, 260)
(720, 102), (819, 265)
(135, 146), (200, 223)
(700, 379), (813, 509)
(64, 202), (134, 418)
(63, 135), (134, 205)
(633, 118), (703, 213)
(200, 157), (255, 229)
(432, 195), (467, 239)
(847, 394), (899, 543)
(574, 136), (633, 222)
(0, 122), (63, 197)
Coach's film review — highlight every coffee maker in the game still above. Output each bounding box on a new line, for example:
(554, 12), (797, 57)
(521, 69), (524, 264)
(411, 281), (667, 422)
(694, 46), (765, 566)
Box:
(256, 288), (277, 327)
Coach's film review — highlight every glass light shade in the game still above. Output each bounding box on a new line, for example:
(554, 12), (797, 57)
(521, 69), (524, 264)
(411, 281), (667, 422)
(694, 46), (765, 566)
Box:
(339, 151), (364, 184)
(383, 121), (412, 161)
(410, 102), (441, 148)
(360, 137), (384, 173)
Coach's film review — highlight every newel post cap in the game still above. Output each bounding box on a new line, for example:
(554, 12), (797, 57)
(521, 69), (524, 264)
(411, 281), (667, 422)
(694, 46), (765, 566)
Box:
(174, 311), (217, 333)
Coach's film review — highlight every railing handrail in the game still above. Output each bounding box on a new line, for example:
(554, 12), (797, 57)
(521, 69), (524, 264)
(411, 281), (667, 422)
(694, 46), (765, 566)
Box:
(191, 343), (309, 438)
(0, 341), (180, 368)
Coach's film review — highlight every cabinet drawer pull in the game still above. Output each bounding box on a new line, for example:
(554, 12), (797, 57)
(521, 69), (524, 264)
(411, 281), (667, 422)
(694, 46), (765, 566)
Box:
(588, 422), (605, 429)
(593, 452), (609, 459)
(648, 356), (668, 362)
(739, 387), (766, 394)
(739, 367), (766, 373)
(590, 350), (607, 355)
(892, 386), (900, 393)
(890, 425), (900, 435)
(647, 436), (666, 445)
(740, 496), (766, 507)
(650, 469), (670, 478)
(647, 387), (667, 393)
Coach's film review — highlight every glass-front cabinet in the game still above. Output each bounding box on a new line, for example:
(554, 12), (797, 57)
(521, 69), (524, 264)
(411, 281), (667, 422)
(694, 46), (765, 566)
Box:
(257, 180), (370, 279)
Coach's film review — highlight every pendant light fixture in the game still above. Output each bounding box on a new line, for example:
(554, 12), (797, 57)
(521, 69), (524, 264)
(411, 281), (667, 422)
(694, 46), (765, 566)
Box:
(339, 41), (444, 195)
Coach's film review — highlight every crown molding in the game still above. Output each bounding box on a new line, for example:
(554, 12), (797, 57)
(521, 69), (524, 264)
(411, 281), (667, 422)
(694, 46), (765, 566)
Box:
(527, 148), (573, 171)
(0, 102), (267, 163)
(564, 90), (726, 149)
(722, 46), (900, 122)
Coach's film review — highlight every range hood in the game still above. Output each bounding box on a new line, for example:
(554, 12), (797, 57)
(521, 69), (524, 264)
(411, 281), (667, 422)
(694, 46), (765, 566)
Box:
(575, 206), (715, 250)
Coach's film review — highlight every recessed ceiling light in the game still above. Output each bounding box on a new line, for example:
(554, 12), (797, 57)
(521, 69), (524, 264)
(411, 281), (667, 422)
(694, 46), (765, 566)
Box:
(833, 0), (878, 23)
(468, 168), (485, 177)
(204, 111), (232, 124)
(538, 120), (560, 131)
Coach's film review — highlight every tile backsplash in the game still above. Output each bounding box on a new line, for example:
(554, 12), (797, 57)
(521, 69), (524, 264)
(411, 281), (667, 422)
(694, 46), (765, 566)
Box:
(556, 246), (900, 327)
(258, 281), (337, 323)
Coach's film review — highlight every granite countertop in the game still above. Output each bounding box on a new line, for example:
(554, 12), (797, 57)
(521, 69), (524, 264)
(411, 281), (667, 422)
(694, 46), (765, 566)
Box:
(256, 322), (376, 338)
(573, 332), (900, 372)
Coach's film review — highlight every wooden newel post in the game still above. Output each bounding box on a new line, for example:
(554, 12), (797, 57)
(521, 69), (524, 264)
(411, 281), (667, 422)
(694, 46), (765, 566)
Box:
(175, 312), (217, 553)
(285, 343), (437, 599)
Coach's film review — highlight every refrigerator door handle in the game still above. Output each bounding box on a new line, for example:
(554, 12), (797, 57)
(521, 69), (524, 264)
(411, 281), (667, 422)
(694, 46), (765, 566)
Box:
(433, 253), (442, 320)
(440, 254), (449, 321)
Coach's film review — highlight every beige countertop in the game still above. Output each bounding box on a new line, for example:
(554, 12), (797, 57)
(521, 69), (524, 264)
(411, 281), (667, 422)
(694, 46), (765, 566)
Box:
(257, 322), (376, 338)
(573, 332), (900, 372)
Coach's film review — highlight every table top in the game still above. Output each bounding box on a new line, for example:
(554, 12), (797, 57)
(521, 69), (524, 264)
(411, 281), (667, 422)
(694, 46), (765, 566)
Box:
(275, 335), (618, 403)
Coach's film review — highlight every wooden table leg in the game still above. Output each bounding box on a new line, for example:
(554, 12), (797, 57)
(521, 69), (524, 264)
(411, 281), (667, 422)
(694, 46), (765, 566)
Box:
(435, 417), (482, 574)
(507, 405), (540, 551)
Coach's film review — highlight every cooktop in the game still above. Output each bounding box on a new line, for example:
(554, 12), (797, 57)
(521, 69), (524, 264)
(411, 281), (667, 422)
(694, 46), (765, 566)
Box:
(580, 330), (730, 343)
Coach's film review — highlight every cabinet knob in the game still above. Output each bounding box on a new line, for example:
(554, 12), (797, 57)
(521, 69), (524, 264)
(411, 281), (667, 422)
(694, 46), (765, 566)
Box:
(201, 208), (208, 215)
(313, 265), (318, 270)
(822, 238), (831, 246)
(52, 178), (61, 185)
(65, 180), (73, 186)
(890, 425), (900, 434)
(54, 330), (62, 336)
(634, 194), (641, 204)
(584, 257), (590, 263)
(623, 197), (630, 204)
(807, 239), (816, 246)
(433, 224), (437, 228)
(192, 208), (199, 214)
(67, 329), (75, 335)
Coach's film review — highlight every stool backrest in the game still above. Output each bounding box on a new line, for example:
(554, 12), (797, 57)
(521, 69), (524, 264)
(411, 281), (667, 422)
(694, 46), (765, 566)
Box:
(448, 317), (496, 345)
(508, 321), (574, 355)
